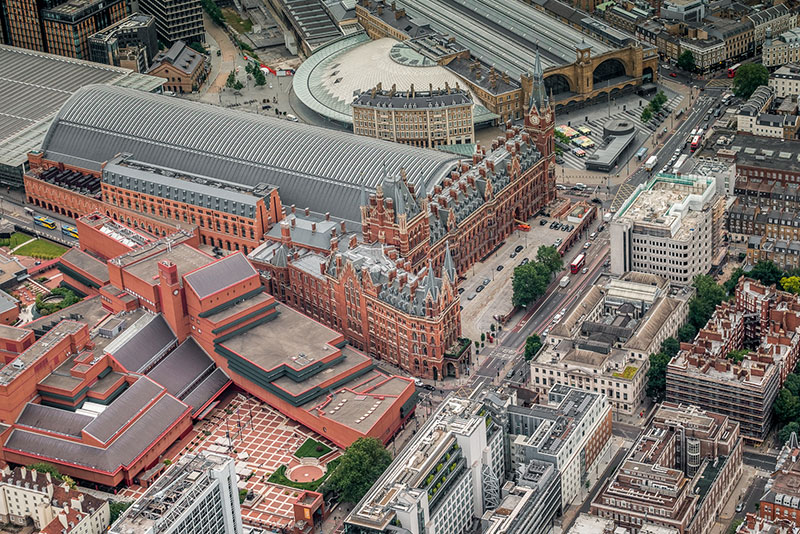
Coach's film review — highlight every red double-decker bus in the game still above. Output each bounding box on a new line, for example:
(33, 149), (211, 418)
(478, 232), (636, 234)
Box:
(570, 253), (586, 274)
(728, 63), (741, 78)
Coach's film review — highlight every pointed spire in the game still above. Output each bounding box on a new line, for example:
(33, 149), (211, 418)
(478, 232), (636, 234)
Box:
(791, 431), (799, 449)
(424, 260), (439, 300)
(529, 44), (546, 113)
(443, 242), (456, 283)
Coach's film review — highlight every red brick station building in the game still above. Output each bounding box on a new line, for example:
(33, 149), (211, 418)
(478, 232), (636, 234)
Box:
(23, 77), (556, 381)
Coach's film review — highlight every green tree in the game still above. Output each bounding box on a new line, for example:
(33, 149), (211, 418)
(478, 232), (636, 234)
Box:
(677, 50), (695, 72)
(253, 67), (266, 86)
(732, 63), (769, 99)
(726, 349), (749, 363)
(660, 337), (680, 358)
(233, 80), (244, 91)
(654, 91), (668, 107)
(750, 260), (784, 287)
(650, 99), (662, 113)
(724, 267), (745, 295)
(678, 323), (697, 342)
(775, 388), (800, 426)
(201, 0), (225, 26)
(226, 71), (237, 89)
(512, 262), (548, 307)
(646, 352), (671, 402)
(687, 275), (727, 330)
(327, 437), (392, 503)
(536, 245), (563, 275)
(727, 519), (743, 534)
(188, 41), (208, 54)
(641, 107), (653, 123)
(524, 334), (543, 361)
(27, 462), (62, 480)
(109, 501), (132, 523)
(785, 373), (800, 397)
(779, 421), (800, 444)
(782, 276), (800, 294)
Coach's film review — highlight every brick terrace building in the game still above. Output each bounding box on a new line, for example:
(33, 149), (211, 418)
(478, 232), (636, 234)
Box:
(591, 403), (742, 534)
(759, 433), (800, 527)
(0, 220), (415, 487)
(146, 40), (208, 93)
(666, 278), (800, 443)
(0, 465), (110, 532)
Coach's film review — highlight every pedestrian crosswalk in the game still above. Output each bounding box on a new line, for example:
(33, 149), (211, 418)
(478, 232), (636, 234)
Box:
(706, 78), (733, 88)
(557, 95), (684, 170)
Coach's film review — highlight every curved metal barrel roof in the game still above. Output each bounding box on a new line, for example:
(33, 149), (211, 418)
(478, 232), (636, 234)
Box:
(42, 85), (460, 221)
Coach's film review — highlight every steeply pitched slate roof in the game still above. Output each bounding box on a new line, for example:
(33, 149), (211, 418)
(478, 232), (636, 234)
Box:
(16, 403), (94, 438)
(83, 377), (164, 443)
(146, 338), (214, 399)
(5, 393), (188, 473)
(184, 252), (257, 299)
(105, 314), (177, 373)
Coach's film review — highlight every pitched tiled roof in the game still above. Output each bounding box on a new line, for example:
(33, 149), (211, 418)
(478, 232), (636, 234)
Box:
(184, 253), (257, 299)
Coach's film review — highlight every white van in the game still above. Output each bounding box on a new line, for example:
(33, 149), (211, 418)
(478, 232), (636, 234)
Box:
(287, 114), (299, 122)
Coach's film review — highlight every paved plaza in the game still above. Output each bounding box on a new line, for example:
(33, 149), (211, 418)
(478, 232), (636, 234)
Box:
(121, 392), (340, 530)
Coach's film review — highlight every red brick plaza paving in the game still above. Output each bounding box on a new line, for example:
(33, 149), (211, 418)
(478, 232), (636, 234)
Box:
(120, 392), (340, 530)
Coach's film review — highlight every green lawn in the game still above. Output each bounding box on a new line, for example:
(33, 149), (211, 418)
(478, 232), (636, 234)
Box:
(267, 458), (340, 492)
(14, 239), (67, 259)
(222, 8), (252, 33)
(295, 438), (332, 459)
(0, 232), (33, 248)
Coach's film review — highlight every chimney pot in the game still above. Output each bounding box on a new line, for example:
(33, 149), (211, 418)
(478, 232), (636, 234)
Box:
(305, 207), (310, 216)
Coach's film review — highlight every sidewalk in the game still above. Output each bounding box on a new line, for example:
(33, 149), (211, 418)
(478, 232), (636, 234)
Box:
(711, 463), (753, 534)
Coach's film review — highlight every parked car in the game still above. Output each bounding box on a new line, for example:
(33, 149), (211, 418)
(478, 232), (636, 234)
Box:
(736, 503), (743, 513)
(476, 285), (484, 293)
(510, 251), (517, 258)
(521, 258), (530, 265)
(458, 287), (465, 294)
(497, 265), (504, 271)
(515, 245), (524, 253)
(468, 294), (476, 300)
(669, 72), (677, 77)
(590, 232), (597, 239)
(483, 279), (491, 286)
(540, 219), (548, 225)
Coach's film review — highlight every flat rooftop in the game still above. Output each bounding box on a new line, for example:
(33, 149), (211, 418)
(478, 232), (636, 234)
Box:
(722, 133), (800, 173)
(220, 304), (340, 371)
(122, 243), (212, 286)
(0, 45), (162, 169)
(0, 321), (85, 385)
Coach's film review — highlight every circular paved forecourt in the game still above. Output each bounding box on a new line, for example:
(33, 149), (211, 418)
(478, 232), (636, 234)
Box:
(287, 464), (325, 483)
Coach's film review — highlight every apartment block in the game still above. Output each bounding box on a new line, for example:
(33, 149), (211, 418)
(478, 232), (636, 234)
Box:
(352, 84), (475, 148)
(759, 432), (800, 527)
(667, 278), (800, 443)
(531, 273), (691, 415)
(88, 13), (159, 72)
(508, 384), (612, 506)
(610, 174), (723, 285)
(137, 0), (204, 45)
(110, 452), (242, 534)
(764, 30), (800, 68)
(41, 0), (127, 60)
(345, 384), (611, 534)
(591, 403), (742, 534)
(0, 465), (110, 532)
(770, 63), (800, 98)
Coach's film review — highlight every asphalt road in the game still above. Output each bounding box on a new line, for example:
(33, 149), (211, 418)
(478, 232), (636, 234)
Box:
(743, 450), (778, 471)
(626, 89), (720, 189)
(0, 195), (78, 247)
